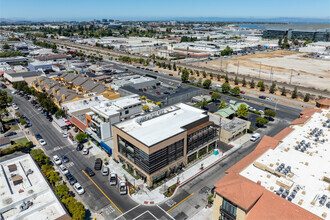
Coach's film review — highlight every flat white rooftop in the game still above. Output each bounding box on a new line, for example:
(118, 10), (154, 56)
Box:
(0, 154), (67, 220)
(62, 94), (109, 114)
(240, 109), (330, 219)
(116, 103), (207, 146)
(91, 94), (141, 117)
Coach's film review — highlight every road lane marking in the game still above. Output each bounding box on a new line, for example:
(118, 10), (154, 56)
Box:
(166, 193), (194, 213)
(156, 205), (175, 220)
(132, 211), (158, 220)
(82, 170), (123, 214)
(114, 204), (141, 220)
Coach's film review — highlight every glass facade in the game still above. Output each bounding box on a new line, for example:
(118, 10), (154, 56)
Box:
(187, 125), (217, 154)
(118, 135), (184, 174)
(220, 198), (237, 220)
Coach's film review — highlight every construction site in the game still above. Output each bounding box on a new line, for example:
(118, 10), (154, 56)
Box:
(194, 50), (330, 92)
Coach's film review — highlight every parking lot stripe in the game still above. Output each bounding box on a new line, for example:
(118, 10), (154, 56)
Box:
(166, 193), (194, 213)
(82, 170), (123, 214)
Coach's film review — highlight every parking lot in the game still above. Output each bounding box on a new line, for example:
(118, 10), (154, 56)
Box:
(122, 78), (203, 105)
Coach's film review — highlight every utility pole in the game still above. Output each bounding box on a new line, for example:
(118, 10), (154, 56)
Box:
(237, 61), (240, 75)
(270, 67), (273, 85)
(220, 57), (223, 72)
(225, 63), (228, 75)
(289, 72), (293, 85)
(259, 62), (261, 79)
(218, 116), (222, 148)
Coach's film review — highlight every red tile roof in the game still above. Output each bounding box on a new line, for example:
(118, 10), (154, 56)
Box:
(226, 136), (279, 174)
(71, 116), (86, 131)
(316, 98), (330, 106)
(246, 190), (321, 220)
(214, 173), (264, 211)
(273, 127), (294, 141)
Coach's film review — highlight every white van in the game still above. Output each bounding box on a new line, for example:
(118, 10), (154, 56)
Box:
(250, 133), (261, 142)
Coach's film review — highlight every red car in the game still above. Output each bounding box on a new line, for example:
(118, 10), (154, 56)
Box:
(240, 91), (245, 94)
(156, 91), (160, 95)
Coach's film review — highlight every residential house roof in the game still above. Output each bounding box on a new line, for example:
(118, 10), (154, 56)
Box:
(72, 76), (88, 86)
(215, 108), (235, 118)
(316, 98), (330, 106)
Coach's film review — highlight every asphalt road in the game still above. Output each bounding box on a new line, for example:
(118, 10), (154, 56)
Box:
(10, 91), (175, 220)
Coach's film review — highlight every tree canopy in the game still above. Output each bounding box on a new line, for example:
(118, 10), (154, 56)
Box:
(236, 104), (249, 118)
(75, 133), (87, 143)
(221, 82), (230, 93)
(203, 79), (212, 89)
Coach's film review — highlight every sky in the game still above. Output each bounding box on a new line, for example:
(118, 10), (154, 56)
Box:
(0, 0), (329, 21)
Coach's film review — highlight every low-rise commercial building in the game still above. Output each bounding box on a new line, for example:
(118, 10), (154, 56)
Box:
(113, 103), (218, 186)
(0, 153), (69, 220)
(219, 118), (250, 144)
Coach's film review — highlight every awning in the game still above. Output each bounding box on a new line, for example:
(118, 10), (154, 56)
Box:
(52, 116), (68, 128)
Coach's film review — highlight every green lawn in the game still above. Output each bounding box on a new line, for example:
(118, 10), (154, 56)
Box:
(14, 137), (28, 146)
(7, 124), (20, 132)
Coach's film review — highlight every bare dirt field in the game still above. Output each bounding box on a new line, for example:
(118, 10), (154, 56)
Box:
(195, 50), (330, 92)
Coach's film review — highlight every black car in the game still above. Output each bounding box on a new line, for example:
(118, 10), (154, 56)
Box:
(94, 158), (102, 170)
(21, 148), (31, 153)
(85, 167), (95, 177)
(65, 173), (77, 185)
(1, 84), (7, 89)
(76, 143), (83, 151)
(25, 123), (32, 128)
(259, 96), (266, 99)
(61, 155), (69, 163)
(35, 133), (43, 140)
(4, 131), (17, 137)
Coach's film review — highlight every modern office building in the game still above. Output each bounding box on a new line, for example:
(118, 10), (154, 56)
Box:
(113, 103), (218, 186)
(212, 108), (329, 220)
(263, 28), (329, 41)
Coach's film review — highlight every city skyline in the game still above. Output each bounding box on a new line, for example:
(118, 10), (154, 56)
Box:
(0, 0), (329, 21)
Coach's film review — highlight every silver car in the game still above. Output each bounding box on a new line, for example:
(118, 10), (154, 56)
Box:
(102, 167), (109, 176)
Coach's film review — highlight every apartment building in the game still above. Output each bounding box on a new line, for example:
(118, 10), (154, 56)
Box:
(212, 108), (329, 220)
(113, 103), (218, 186)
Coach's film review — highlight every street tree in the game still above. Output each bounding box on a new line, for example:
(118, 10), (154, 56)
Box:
(197, 98), (208, 109)
(181, 68), (189, 82)
(218, 101), (227, 109)
(260, 82), (265, 91)
(197, 78), (202, 85)
(189, 76), (196, 83)
(264, 109), (276, 119)
(291, 86), (298, 99)
(55, 109), (66, 119)
(142, 105), (150, 112)
(236, 104), (249, 118)
(75, 133), (87, 143)
(281, 87), (286, 96)
(249, 80), (255, 88)
(269, 83), (276, 94)
(256, 117), (269, 127)
(242, 77), (246, 87)
(234, 76), (239, 85)
(203, 79), (212, 89)
(56, 185), (70, 200)
(303, 93), (310, 102)
(221, 82), (231, 93)
(211, 93), (221, 101)
(230, 86), (240, 96)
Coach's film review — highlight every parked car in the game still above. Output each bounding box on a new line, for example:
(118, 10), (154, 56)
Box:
(82, 148), (89, 155)
(39, 139), (47, 146)
(59, 164), (69, 175)
(65, 173), (77, 185)
(12, 104), (19, 110)
(156, 91), (160, 95)
(110, 172), (117, 185)
(258, 110), (264, 114)
(102, 167), (109, 176)
(258, 96), (266, 99)
(84, 167), (95, 177)
(250, 133), (261, 142)
(4, 131), (17, 137)
(61, 155), (69, 163)
(74, 183), (85, 195)
(240, 91), (245, 94)
(63, 130), (68, 138)
(76, 143), (83, 151)
(249, 107), (257, 111)
(94, 158), (102, 170)
(35, 133), (42, 140)
(25, 122), (32, 128)
(21, 148), (31, 154)
(53, 155), (62, 165)
(119, 181), (127, 195)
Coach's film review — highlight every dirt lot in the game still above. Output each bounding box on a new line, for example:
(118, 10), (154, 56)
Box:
(195, 50), (330, 92)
